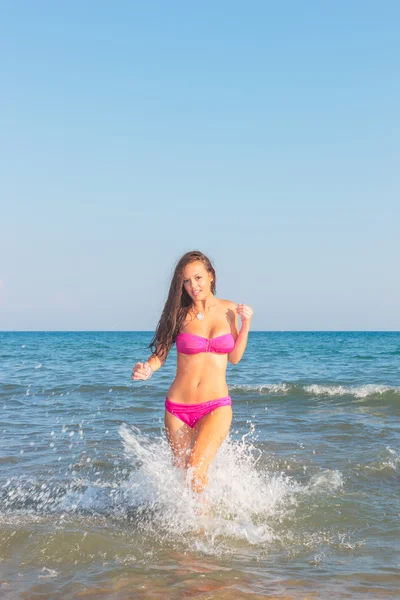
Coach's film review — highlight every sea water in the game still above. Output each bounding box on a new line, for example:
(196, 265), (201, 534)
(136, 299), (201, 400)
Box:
(0, 331), (399, 599)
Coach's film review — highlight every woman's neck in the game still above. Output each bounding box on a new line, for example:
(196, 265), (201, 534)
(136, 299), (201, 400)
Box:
(192, 294), (217, 313)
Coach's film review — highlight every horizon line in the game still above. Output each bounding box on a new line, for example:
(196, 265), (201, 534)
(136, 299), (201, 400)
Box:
(1, 330), (399, 334)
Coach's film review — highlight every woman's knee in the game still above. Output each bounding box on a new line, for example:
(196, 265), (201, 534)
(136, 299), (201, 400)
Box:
(186, 465), (208, 493)
(186, 450), (206, 472)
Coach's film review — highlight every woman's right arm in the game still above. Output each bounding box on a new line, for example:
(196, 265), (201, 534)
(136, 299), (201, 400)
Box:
(132, 344), (169, 380)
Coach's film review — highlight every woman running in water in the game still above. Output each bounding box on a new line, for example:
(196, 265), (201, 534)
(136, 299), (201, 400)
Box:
(132, 250), (253, 493)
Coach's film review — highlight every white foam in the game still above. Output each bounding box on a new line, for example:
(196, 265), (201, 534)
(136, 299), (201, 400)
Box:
(229, 383), (291, 394)
(228, 382), (400, 399)
(307, 470), (344, 492)
(364, 446), (400, 472)
(304, 384), (400, 398)
(38, 567), (59, 579)
(115, 423), (327, 550)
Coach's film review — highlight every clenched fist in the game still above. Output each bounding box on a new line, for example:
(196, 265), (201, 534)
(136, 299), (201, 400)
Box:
(132, 362), (152, 381)
(236, 303), (254, 324)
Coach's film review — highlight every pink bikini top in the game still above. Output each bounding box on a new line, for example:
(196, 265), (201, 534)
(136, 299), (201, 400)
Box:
(176, 332), (235, 355)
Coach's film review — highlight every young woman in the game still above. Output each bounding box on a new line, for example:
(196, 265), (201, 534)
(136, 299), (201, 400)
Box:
(132, 251), (253, 493)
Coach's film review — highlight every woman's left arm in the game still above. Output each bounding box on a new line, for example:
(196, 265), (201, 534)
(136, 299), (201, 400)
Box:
(228, 303), (254, 364)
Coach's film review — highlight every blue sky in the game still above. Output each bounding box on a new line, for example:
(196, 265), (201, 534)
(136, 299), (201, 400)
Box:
(1, 1), (399, 330)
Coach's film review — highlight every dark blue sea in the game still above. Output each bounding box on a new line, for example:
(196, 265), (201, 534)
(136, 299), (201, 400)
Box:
(0, 332), (399, 599)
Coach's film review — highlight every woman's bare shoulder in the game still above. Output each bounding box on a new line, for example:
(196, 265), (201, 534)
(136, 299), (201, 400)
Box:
(216, 299), (238, 332)
(217, 298), (237, 322)
(218, 298), (237, 311)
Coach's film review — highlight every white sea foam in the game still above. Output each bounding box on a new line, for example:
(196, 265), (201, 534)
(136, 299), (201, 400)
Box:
(381, 446), (400, 471)
(115, 423), (344, 551)
(363, 446), (400, 473)
(229, 383), (291, 394)
(304, 383), (400, 398)
(38, 567), (59, 579)
(230, 382), (400, 399)
(118, 422), (298, 542)
(307, 470), (344, 492)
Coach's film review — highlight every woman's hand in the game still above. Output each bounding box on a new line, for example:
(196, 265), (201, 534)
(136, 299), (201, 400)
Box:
(236, 303), (254, 326)
(132, 361), (152, 381)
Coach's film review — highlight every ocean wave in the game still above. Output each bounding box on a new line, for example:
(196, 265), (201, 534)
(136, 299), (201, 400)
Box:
(229, 382), (400, 402)
(229, 383), (292, 395)
(0, 382), (138, 398)
(3, 380), (399, 402)
(303, 384), (400, 399)
(361, 446), (400, 475)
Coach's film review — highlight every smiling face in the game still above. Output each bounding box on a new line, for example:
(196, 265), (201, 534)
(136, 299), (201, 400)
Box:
(182, 261), (214, 302)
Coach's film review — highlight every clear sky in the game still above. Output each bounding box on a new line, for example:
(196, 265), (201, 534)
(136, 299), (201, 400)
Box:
(1, 1), (399, 331)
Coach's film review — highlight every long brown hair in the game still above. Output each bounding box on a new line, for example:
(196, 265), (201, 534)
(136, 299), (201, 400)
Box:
(149, 251), (216, 359)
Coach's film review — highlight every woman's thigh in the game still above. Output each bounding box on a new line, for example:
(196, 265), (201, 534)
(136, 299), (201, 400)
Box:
(164, 410), (193, 467)
(188, 405), (233, 475)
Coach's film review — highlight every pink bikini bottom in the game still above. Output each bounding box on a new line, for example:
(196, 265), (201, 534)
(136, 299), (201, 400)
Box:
(165, 396), (232, 428)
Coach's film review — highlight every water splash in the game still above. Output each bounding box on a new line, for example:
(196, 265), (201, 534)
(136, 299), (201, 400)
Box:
(116, 423), (344, 552)
(0, 422), (350, 557)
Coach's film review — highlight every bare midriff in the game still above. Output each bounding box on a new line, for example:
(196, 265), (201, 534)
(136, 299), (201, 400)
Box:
(166, 353), (229, 404)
